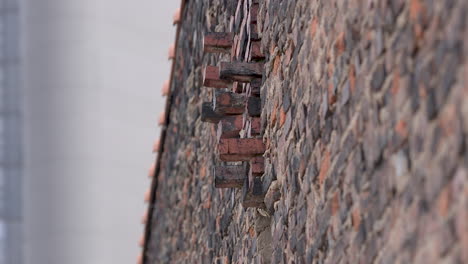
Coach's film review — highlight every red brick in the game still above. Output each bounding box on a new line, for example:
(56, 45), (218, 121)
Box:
(331, 191), (340, 216)
(158, 112), (166, 126)
(249, 226), (255, 237)
(138, 235), (144, 247)
(199, 163), (207, 180)
(351, 207), (361, 231)
(250, 157), (265, 175)
(168, 44), (175, 60)
(152, 140), (160, 153)
(251, 41), (264, 60)
(173, 8), (181, 25)
(335, 32), (346, 56)
(437, 184), (451, 217)
(250, 117), (261, 135)
(148, 162), (155, 178)
(213, 92), (246, 115)
(144, 189), (151, 203)
(203, 32), (234, 54)
(310, 18), (318, 40)
(137, 253), (143, 264)
(141, 211), (148, 224)
(250, 3), (259, 23)
(161, 80), (170, 96)
(395, 120), (408, 139)
(318, 150), (331, 184)
(218, 138), (265, 161)
(203, 66), (230, 88)
(273, 55), (281, 76)
(391, 70), (400, 95)
(270, 101), (278, 125)
(219, 62), (264, 83)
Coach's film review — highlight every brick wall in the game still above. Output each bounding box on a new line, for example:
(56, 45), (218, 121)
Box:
(144, 0), (468, 263)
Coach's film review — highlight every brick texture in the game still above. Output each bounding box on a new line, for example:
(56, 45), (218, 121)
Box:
(144, 0), (468, 263)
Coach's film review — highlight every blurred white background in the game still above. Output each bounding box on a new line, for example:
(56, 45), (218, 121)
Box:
(21, 0), (179, 263)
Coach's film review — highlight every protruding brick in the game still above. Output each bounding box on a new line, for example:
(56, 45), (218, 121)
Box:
(144, 189), (151, 203)
(141, 211), (148, 224)
(168, 44), (175, 60)
(250, 157), (265, 176)
(138, 235), (144, 247)
(152, 140), (160, 153)
(158, 112), (166, 126)
(214, 91), (246, 115)
(214, 165), (247, 188)
(137, 253), (143, 264)
(203, 66), (230, 88)
(251, 41), (264, 60)
(218, 138), (265, 161)
(203, 32), (234, 53)
(217, 115), (244, 139)
(247, 96), (261, 117)
(250, 4), (259, 23)
(173, 8), (181, 25)
(220, 62), (263, 82)
(242, 177), (265, 208)
(251, 117), (261, 135)
(161, 80), (170, 96)
(148, 162), (155, 178)
(201, 102), (223, 123)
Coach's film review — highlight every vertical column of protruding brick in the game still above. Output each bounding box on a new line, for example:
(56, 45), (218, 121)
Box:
(199, 1), (268, 209)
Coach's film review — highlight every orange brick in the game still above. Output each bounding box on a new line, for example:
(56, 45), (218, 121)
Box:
(168, 44), (175, 60)
(335, 32), (346, 56)
(137, 253), (143, 264)
(352, 207), (361, 231)
(437, 185), (451, 217)
(161, 80), (170, 96)
(318, 150), (331, 184)
(138, 235), (144, 247)
(273, 55), (281, 76)
(148, 162), (156, 178)
(310, 18), (318, 40)
(249, 226), (255, 237)
(141, 211), (148, 224)
(173, 8), (181, 25)
(152, 140), (160, 153)
(395, 120), (408, 139)
(158, 112), (166, 126)
(331, 191), (340, 216)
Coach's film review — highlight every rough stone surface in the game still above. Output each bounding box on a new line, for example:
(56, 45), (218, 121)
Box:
(145, 0), (468, 263)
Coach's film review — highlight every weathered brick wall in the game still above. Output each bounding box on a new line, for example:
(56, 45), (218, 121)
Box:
(259, 0), (467, 262)
(145, 1), (263, 263)
(144, 0), (468, 263)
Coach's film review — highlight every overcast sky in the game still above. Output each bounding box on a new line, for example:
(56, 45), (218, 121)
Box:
(21, 1), (180, 263)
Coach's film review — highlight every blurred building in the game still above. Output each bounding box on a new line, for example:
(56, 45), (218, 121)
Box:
(20, 1), (178, 264)
(0, 0), (23, 263)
